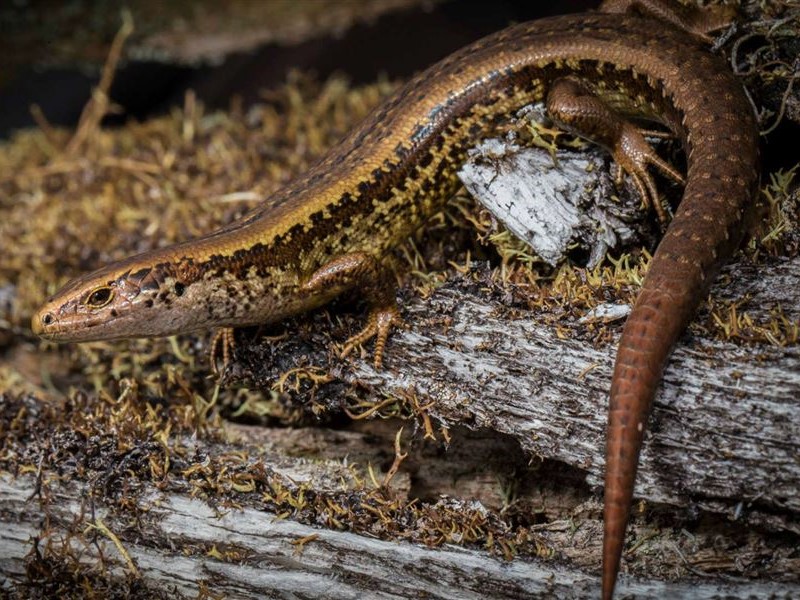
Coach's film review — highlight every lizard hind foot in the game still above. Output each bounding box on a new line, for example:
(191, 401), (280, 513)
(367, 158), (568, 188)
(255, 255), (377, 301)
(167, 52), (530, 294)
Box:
(599, 0), (737, 43)
(614, 122), (685, 224)
(546, 77), (685, 225)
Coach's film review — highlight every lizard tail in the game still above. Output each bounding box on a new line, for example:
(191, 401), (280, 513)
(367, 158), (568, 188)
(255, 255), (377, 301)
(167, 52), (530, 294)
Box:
(602, 274), (694, 600)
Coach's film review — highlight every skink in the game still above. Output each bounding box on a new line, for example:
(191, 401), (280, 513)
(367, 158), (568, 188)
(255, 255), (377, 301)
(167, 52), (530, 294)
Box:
(31, 4), (760, 598)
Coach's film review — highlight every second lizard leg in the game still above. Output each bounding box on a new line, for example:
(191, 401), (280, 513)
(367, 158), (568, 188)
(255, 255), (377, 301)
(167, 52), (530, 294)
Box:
(599, 0), (737, 42)
(209, 327), (235, 375)
(546, 76), (685, 224)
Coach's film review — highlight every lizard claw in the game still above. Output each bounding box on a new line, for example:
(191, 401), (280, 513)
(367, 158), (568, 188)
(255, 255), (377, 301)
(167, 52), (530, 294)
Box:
(304, 252), (401, 370)
(209, 327), (235, 375)
(340, 306), (403, 370)
(613, 122), (685, 224)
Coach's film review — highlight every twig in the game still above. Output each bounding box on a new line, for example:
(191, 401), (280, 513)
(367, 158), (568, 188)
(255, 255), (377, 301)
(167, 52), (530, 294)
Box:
(29, 104), (61, 149)
(381, 427), (408, 488)
(65, 10), (134, 155)
(85, 517), (141, 578)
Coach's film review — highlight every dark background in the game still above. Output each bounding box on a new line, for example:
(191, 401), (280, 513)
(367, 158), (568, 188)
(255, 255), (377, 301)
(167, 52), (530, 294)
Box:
(0, 0), (597, 139)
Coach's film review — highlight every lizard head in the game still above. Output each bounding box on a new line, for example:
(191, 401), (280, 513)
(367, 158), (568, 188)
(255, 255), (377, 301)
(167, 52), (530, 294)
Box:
(32, 251), (199, 342)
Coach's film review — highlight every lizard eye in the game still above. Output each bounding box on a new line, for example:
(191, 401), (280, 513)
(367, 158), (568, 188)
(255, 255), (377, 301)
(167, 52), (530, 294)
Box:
(85, 287), (114, 308)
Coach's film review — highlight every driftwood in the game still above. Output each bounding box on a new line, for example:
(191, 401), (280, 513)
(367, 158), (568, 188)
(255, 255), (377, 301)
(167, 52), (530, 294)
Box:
(1, 471), (797, 600)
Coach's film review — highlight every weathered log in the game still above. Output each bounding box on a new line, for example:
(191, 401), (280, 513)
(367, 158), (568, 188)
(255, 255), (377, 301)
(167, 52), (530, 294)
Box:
(1, 474), (798, 599)
(338, 257), (800, 534)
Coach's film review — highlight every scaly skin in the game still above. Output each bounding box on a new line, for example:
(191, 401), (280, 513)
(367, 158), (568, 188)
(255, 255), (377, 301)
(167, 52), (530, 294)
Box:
(31, 11), (759, 598)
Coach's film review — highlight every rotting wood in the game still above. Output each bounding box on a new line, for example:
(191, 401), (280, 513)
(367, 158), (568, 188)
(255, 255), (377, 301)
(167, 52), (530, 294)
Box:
(459, 123), (646, 268)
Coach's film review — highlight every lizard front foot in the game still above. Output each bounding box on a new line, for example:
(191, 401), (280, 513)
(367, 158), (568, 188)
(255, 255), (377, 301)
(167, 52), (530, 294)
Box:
(209, 327), (235, 375)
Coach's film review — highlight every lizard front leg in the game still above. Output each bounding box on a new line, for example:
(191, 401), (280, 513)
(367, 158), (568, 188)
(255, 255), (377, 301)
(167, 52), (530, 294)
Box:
(303, 252), (402, 369)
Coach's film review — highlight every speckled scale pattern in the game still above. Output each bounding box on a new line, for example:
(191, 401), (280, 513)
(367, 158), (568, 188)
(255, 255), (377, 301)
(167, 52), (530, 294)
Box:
(34, 12), (760, 599)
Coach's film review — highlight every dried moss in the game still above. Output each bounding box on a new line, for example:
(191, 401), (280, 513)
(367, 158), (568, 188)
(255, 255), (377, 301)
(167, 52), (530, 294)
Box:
(0, 390), (547, 586)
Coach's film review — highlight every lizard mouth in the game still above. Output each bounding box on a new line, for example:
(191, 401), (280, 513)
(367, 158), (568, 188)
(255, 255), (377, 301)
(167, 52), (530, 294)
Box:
(31, 309), (112, 342)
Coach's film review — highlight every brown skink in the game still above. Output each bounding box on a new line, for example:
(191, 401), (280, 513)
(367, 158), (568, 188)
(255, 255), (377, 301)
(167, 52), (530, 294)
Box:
(31, 4), (760, 598)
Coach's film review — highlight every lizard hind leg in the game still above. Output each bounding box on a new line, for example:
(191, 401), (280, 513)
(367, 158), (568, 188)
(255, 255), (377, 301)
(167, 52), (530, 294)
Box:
(302, 252), (402, 369)
(546, 76), (685, 224)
